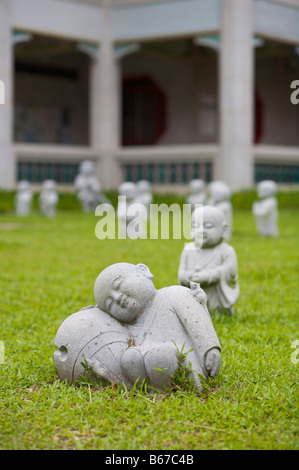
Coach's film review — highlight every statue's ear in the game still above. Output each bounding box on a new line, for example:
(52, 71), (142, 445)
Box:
(136, 263), (153, 279)
(221, 221), (228, 236)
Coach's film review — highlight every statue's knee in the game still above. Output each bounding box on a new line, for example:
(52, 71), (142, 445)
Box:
(121, 347), (147, 385)
(144, 345), (179, 390)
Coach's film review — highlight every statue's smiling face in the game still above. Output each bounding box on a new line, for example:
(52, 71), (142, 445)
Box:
(94, 263), (155, 322)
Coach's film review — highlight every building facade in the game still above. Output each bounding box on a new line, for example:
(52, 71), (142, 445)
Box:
(0, 0), (299, 191)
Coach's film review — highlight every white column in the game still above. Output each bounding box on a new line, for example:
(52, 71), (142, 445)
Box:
(0, 0), (14, 189)
(216, 0), (254, 190)
(92, 0), (122, 190)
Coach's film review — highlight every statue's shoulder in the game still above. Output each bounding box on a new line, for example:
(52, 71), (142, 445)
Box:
(181, 241), (197, 253)
(220, 241), (237, 256)
(161, 284), (207, 310)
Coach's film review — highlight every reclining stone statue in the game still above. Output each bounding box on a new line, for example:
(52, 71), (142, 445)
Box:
(54, 262), (221, 393)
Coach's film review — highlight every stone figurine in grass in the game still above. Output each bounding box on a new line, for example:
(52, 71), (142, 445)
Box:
(252, 180), (279, 237)
(54, 262), (221, 393)
(117, 182), (147, 238)
(207, 181), (232, 240)
(39, 180), (59, 217)
(136, 180), (153, 219)
(74, 160), (110, 212)
(187, 179), (206, 211)
(15, 180), (32, 216)
(178, 205), (239, 315)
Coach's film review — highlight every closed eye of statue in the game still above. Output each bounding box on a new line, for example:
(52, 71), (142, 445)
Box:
(112, 275), (123, 290)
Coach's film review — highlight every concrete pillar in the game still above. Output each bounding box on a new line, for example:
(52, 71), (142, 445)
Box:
(0, 0), (14, 189)
(216, 0), (254, 190)
(91, 0), (122, 190)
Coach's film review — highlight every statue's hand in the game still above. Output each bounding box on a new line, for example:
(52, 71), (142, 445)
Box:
(205, 348), (221, 378)
(190, 271), (207, 284)
(85, 357), (114, 383)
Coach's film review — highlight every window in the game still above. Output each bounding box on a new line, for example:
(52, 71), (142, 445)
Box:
(122, 76), (167, 146)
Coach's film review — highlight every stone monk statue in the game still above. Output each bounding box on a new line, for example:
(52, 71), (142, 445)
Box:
(54, 262), (221, 393)
(178, 205), (239, 315)
(252, 180), (279, 237)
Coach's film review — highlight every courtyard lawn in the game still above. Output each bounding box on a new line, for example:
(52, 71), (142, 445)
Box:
(0, 195), (298, 450)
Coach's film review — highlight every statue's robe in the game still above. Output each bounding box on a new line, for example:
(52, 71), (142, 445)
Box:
(54, 286), (221, 392)
(128, 285), (221, 391)
(178, 241), (239, 312)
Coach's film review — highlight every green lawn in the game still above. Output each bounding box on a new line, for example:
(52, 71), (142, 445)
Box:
(0, 194), (298, 450)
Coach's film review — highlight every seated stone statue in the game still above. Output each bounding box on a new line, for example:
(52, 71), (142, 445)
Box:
(54, 262), (221, 393)
(117, 182), (147, 238)
(39, 180), (59, 217)
(207, 181), (232, 240)
(15, 180), (32, 216)
(178, 205), (239, 315)
(74, 160), (109, 212)
(136, 180), (153, 219)
(252, 180), (279, 237)
(187, 179), (206, 211)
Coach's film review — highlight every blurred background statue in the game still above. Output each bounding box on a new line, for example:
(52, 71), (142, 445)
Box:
(39, 180), (59, 217)
(252, 180), (279, 237)
(74, 160), (109, 212)
(136, 180), (153, 219)
(15, 180), (32, 216)
(187, 179), (206, 211)
(207, 181), (232, 240)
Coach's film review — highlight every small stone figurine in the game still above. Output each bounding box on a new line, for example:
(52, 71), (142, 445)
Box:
(117, 182), (137, 219)
(39, 180), (59, 217)
(136, 180), (153, 218)
(15, 180), (32, 216)
(252, 180), (279, 237)
(54, 262), (221, 393)
(178, 205), (239, 315)
(187, 179), (206, 210)
(74, 160), (109, 212)
(207, 181), (232, 240)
